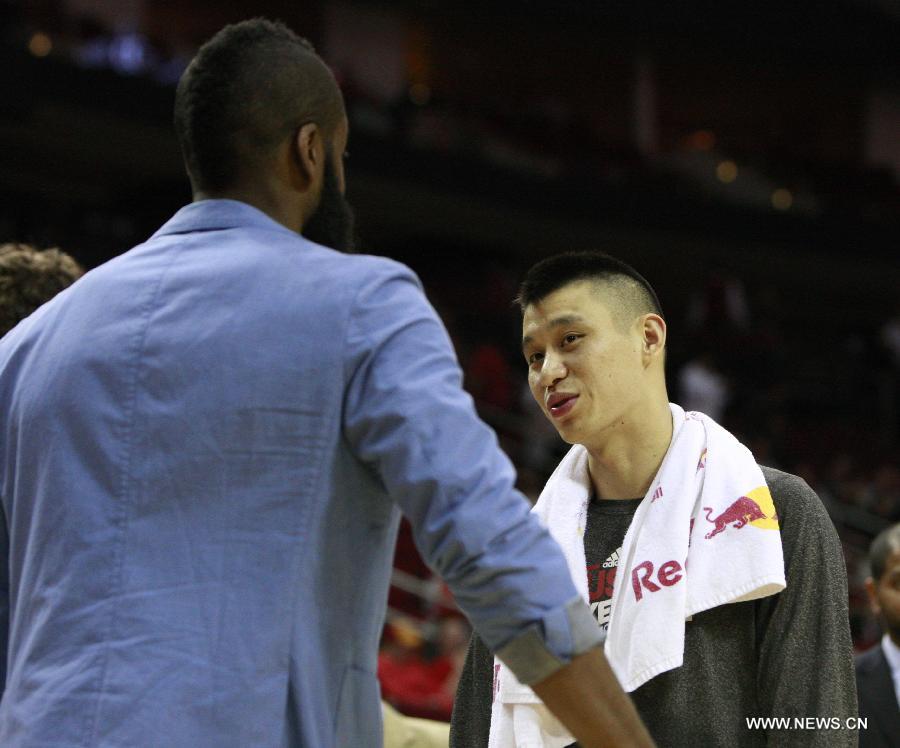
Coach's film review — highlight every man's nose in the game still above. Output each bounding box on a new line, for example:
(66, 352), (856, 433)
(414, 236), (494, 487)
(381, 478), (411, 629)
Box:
(538, 352), (567, 389)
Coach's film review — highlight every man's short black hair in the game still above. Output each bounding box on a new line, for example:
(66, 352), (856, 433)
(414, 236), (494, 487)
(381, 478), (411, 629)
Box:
(174, 18), (344, 194)
(515, 251), (664, 326)
(869, 523), (900, 582)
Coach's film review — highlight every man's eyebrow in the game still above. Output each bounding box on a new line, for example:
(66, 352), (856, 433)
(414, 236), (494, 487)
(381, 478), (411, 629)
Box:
(521, 315), (585, 350)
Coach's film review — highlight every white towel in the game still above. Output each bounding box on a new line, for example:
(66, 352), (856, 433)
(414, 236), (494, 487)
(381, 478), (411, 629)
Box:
(488, 403), (785, 747)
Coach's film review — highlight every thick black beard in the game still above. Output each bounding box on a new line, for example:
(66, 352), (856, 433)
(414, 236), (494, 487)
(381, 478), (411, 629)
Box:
(302, 155), (357, 253)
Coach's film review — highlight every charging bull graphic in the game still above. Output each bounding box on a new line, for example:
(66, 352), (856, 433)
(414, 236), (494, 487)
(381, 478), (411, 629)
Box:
(703, 484), (779, 540)
(703, 497), (765, 538)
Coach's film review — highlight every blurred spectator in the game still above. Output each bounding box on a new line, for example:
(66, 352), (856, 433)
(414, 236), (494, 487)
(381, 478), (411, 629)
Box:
(378, 615), (469, 722)
(0, 243), (83, 336)
(677, 351), (730, 420)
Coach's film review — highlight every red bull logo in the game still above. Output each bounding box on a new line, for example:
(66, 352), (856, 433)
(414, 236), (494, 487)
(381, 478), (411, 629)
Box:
(703, 496), (766, 539)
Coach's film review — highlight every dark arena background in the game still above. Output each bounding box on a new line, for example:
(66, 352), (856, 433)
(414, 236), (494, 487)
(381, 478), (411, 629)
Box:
(2, 0), (898, 726)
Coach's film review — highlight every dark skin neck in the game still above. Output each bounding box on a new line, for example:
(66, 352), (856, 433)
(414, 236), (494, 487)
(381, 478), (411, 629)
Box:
(192, 130), (327, 235)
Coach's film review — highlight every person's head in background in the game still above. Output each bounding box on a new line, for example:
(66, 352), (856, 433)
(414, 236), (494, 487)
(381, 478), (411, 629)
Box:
(0, 243), (84, 337)
(865, 523), (900, 646)
(173, 17), (355, 252)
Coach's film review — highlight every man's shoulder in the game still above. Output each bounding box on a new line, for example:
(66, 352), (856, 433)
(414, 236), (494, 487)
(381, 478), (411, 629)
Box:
(760, 464), (811, 496)
(759, 465), (843, 563)
(760, 465), (823, 518)
(247, 237), (424, 309)
(337, 251), (415, 282)
(286, 242), (418, 289)
(754, 464), (849, 630)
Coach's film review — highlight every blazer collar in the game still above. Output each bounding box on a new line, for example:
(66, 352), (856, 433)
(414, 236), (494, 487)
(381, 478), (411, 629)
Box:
(151, 199), (298, 240)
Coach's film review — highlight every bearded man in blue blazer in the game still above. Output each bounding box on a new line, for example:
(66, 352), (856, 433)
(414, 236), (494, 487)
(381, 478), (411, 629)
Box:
(0, 18), (651, 748)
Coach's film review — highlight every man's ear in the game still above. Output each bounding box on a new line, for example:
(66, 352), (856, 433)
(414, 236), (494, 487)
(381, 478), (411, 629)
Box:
(291, 122), (324, 191)
(641, 314), (666, 362)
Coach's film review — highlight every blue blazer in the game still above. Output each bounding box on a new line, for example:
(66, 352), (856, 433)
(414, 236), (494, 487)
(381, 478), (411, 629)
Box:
(0, 201), (597, 746)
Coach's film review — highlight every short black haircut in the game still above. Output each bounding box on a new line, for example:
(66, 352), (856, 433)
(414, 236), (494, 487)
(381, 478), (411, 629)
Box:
(174, 18), (344, 194)
(515, 251), (664, 328)
(869, 523), (900, 581)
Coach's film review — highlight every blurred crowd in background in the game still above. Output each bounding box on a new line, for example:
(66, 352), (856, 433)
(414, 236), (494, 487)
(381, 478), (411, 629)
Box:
(1, 0), (898, 723)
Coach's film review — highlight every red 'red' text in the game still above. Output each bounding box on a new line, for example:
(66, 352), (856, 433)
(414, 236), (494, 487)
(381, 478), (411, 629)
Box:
(631, 559), (684, 601)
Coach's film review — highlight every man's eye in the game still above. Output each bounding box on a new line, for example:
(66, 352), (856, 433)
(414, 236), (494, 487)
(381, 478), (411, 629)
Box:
(527, 352), (544, 365)
(562, 334), (580, 345)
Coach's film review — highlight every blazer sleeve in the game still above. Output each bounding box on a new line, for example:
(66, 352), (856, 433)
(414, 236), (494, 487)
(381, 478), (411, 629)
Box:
(342, 262), (602, 684)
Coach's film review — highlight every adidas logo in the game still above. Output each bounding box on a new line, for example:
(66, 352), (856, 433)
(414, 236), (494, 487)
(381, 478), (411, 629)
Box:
(602, 548), (621, 568)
